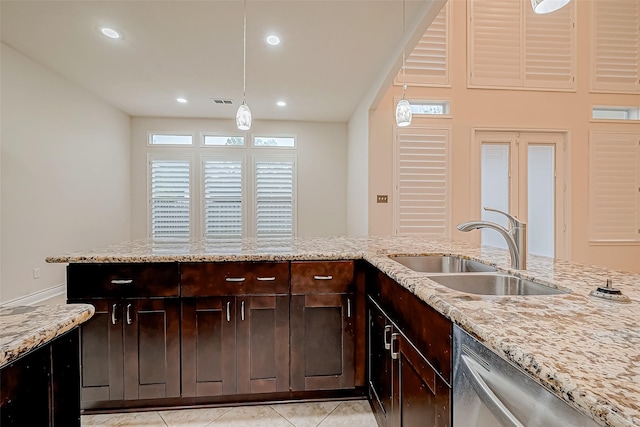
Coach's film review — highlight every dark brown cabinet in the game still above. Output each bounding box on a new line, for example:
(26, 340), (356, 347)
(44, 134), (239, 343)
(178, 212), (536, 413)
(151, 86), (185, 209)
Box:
(181, 262), (290, 397)
(290, 261), (356, 391)
(367, 268), (451, 427)
(67, 263), (181, 408)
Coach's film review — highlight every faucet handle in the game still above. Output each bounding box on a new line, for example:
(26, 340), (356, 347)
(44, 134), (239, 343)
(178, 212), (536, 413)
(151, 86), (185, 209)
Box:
(483, 207), (524, 229)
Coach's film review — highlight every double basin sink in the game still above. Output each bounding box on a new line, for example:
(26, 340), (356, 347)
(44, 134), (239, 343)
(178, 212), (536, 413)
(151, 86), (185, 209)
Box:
(390, 255), (567, 296)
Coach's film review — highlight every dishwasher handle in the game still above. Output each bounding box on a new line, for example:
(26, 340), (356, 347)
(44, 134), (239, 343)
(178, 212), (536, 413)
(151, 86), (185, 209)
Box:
(460, 353), (525, 427)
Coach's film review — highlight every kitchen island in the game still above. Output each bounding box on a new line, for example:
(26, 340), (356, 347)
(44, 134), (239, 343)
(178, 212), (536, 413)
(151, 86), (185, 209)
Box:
(46, 236), (640, 427)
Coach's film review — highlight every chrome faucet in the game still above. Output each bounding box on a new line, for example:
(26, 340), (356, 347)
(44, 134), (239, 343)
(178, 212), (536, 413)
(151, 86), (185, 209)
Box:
(456, 207), (527, 270)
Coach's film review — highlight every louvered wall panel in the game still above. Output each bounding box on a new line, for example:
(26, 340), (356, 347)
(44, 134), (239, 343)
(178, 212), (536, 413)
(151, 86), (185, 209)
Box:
(398, 3), (449, 86)
(524, 2), (575, 89)
(395, 127), (450, 236)
(255, 160), (295, 238)
(203, 159), (243, 238)
(589, 132), (640, 242)
(592, 0), (640, 93)
(150, 160), (191, 239)
(469, 0), (523, 87)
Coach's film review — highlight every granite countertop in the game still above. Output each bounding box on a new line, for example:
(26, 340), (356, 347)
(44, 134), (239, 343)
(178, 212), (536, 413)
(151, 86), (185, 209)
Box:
(46, 236), (640, 427)
(0, 303), (95, 368)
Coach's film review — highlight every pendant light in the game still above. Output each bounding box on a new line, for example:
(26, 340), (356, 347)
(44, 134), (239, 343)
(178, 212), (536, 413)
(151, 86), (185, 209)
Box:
(236, 0), (252, 130)
(531, 0), (571, 14)
(395, 0), (412, 127)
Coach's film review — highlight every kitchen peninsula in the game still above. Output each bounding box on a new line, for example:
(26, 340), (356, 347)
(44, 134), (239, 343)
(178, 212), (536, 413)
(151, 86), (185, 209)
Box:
(46, 236), (640, 427)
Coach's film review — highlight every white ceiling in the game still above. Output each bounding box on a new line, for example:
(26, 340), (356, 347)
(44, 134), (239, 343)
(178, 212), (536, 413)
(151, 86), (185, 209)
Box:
(1, 0), (433, 122)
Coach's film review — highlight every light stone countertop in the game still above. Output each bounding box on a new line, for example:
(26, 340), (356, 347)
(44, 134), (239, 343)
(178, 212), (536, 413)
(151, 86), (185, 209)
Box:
(0, 303), (95, 368)
(46, 236), (640, 427)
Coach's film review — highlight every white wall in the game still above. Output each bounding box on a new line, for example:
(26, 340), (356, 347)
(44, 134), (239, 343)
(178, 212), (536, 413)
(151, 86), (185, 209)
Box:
(346, 108), (369, 236)
(130, 117), (347, 239)
(0, 43), (131, 303)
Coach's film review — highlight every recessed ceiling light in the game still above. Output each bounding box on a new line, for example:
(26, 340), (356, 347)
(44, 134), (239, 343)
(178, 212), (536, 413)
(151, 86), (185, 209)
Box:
(276, 100), (287, 107)
(176, 98), (188, 104)
(100, 27), (121, 39)
(266, 35), (281, 46)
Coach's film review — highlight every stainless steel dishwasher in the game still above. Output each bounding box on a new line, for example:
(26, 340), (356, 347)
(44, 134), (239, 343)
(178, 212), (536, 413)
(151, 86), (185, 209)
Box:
(453, 325), (602, 427)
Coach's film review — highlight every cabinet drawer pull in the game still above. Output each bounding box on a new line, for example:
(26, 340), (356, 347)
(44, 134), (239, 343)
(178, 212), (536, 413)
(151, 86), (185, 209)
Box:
(111, 303), (118, 325)
(241, 301), (245, 321)
(391, 333), (400, 360)
(257, 277), (276, 281)
(111, 279), (133, 285)
(225, 277), (246, 283)
(347, 298), (352, 318)
(384, 325), (392, 350)
(126, 304), (132, 325)
(226, 301), (231, 322)
(313, 275), (333, 280)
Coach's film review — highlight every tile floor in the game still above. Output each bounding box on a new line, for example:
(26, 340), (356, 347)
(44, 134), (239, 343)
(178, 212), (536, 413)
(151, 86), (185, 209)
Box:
(81, 400), (378, 427)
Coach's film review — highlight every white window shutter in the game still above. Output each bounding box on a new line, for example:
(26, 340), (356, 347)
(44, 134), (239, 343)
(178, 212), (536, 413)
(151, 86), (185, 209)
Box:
(469, 0), (523, 87)
(592, 0), (640, 93)
(150, 159), (190, 239)
(524, 1), (575, 89)
(203, 159), (243, 238)
(255, 159), (295, 238)
(589, 131), (640, 242)
(395, 127), (450, 236)
(398, 3), (450, 86)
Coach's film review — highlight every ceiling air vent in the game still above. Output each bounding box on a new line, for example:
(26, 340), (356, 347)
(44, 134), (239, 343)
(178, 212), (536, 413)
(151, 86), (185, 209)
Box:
(211, 98), (234, 105)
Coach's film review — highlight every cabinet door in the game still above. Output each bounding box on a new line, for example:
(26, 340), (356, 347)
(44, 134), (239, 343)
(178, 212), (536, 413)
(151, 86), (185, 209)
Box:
(368, 300), (394, 427)
(181, 297), (237, 397)
(290, 293), (355, 391)
(236, 295), (290, 394)
(123, 299), (181, 400)
(392, 333), (451, 427)
(78, 299), (124, 403)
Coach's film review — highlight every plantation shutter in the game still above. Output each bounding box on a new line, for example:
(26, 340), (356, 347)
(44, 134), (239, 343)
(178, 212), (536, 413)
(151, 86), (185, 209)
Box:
(592, 0), (640, 93)
(524, 1), (575, 89)
(203, 158), (243, 238)
(589, 131), (640, 242)
(255, 159), (295, 238)
(395, 127), (450, 236)
(469, 0), (575, 90)
(150, 159), (190, 239)
(398, 3), (449, 86)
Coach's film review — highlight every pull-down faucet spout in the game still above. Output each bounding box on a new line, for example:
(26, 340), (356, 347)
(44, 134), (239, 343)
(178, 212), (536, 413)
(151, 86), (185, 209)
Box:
(457, 207), (527, 270)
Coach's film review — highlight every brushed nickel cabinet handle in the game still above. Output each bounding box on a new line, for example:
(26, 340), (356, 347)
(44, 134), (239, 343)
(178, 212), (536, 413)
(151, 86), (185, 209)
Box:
(111, 279), (133, 285)
(257, 277), (276, 281)
(126, 304), (132, 325)
(111, 303), (118, 325)
(226, 301), (231, 322)
(241, 301), (245, 321)
(313, 275), (333, 280)
(347, 298), (352, 318)
(384, 325), (392, 350)
(391, 333), (400, 360)
(225, 277), (246, 283)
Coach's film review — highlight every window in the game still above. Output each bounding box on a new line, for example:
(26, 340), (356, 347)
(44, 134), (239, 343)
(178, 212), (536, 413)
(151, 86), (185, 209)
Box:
(591, 0), (640, 94)
(149, 133), (193, 145)
(592, 106), (640, 121)
(589, 131), (640, 243)
(410, 100), (450, 116)
(149, 158), (191, 240)
(468, 0), (576, 90)
(394, 126), (451, 236)
(147, 133), (296, 239)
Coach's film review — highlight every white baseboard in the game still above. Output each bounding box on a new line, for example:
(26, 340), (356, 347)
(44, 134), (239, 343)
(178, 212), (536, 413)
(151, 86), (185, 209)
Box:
(1, 283), (66, 307)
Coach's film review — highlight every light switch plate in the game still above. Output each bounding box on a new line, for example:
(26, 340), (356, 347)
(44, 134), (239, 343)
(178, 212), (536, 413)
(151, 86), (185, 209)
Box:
(377, 195), (388, 203)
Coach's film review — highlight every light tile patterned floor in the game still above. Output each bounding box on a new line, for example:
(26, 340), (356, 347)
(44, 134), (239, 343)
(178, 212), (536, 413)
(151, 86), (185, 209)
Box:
(81, 400), (378, 427)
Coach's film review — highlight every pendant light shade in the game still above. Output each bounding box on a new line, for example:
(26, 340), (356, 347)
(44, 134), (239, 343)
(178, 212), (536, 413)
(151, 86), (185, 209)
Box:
(395, 97), (412, 128)
(236, 102), (252, 130)
(531, 0), (570, 14)
(236, 0), (252, 130)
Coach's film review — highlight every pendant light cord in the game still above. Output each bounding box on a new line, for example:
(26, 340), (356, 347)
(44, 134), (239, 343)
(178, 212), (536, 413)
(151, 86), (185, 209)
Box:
(401, 0), (406, 100)
(242, 0), (247, 102)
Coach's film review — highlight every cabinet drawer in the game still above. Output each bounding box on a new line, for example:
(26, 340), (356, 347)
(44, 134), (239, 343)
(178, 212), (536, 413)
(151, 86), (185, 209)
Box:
(67, 263), (180, 299)
(181, 262), (290, 297)
(291, 261), (354, 294)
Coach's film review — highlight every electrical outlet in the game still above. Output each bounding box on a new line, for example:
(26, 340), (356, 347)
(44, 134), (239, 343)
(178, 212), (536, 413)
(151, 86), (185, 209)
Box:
(377, 195), (388, 203)
(33, 268), (40, 279)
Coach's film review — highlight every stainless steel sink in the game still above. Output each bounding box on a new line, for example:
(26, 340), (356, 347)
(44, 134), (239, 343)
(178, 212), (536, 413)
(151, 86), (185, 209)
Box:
(427, 273), (568, 296)
(390, 255), (497, 273)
